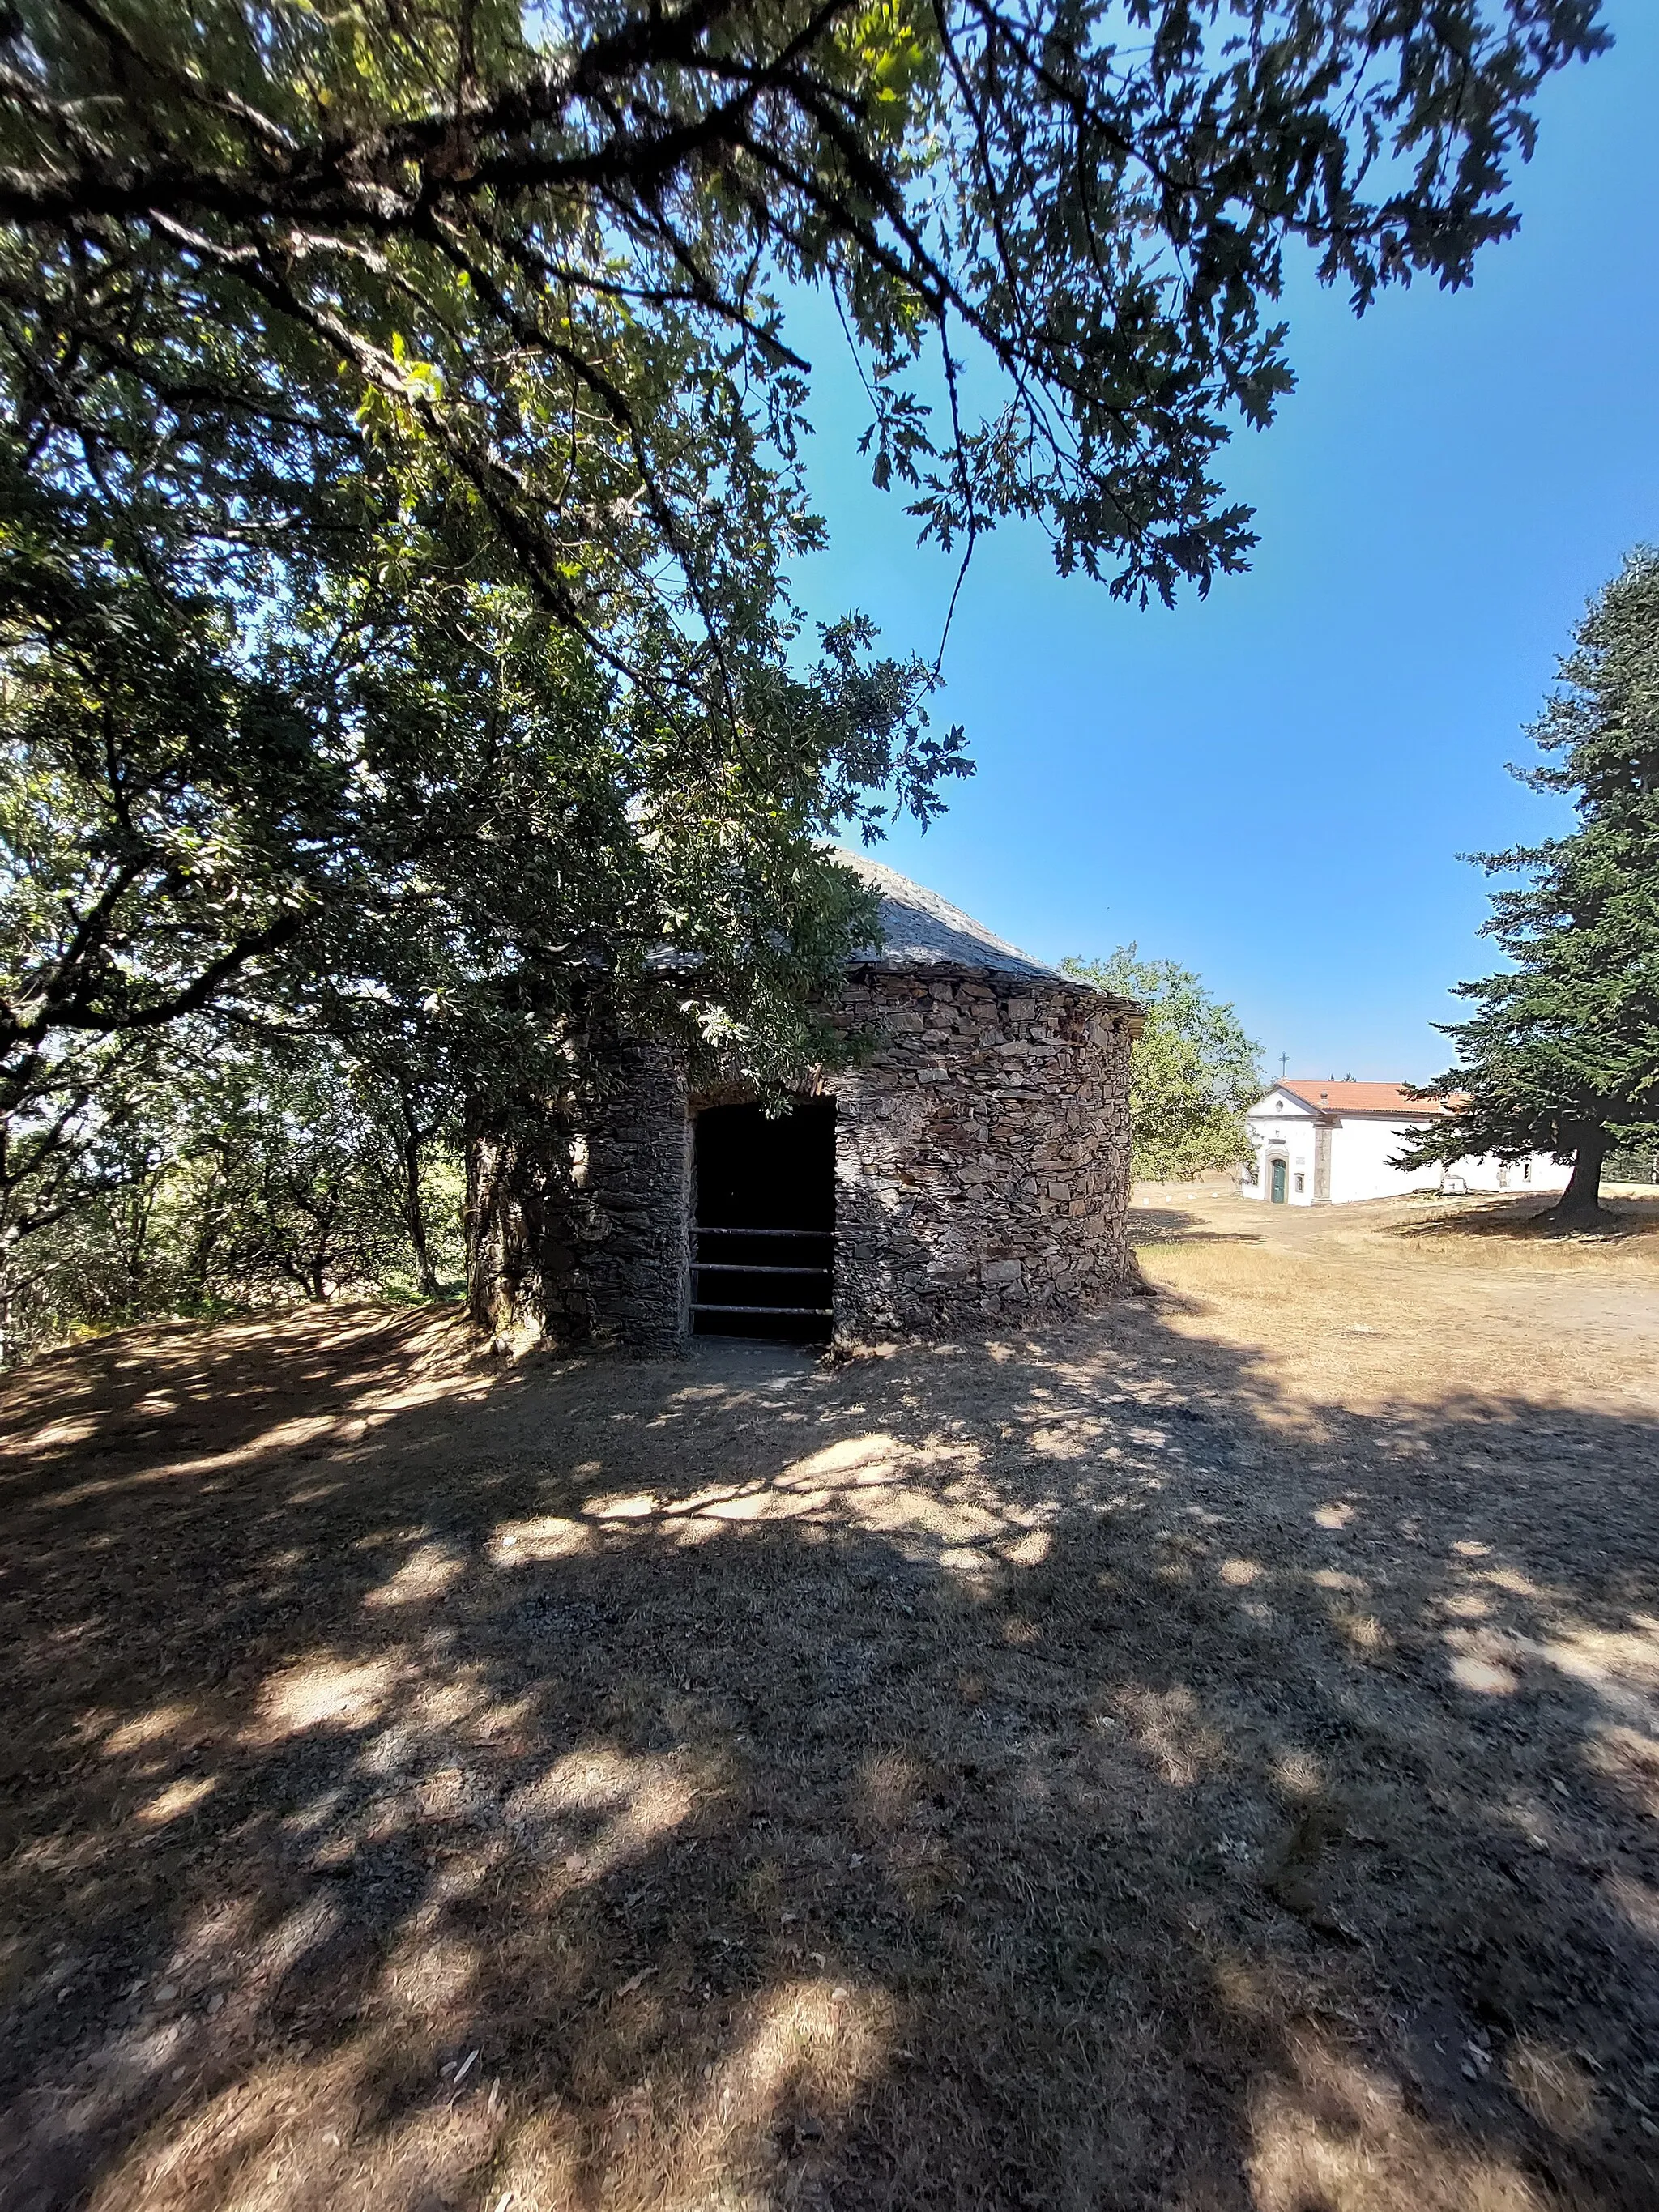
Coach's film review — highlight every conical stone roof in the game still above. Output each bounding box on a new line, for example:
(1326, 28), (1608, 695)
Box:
(834, 848), (1108, 994)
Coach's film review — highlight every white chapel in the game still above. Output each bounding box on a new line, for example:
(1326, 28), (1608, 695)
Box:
(1240, 1080), (1572, 1207)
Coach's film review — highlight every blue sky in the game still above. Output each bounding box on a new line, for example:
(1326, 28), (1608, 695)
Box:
(789, 1), (1659, 1086)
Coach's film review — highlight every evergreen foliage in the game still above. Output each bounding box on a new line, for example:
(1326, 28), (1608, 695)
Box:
(1396, 548), (1659, 1224)
(1064, 948), (1260, 1180)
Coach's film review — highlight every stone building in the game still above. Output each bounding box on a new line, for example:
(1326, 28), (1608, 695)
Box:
(467, 851), (1141, 1349)
(1239, 1080), (1572, 1207)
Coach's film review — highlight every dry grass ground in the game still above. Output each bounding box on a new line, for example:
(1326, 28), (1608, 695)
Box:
(2, 1188), (1657, 2212)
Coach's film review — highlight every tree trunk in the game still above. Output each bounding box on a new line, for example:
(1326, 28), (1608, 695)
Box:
(463, 1097), (588, 1344)
(301, 1200), (334, 1302)
(1545, 1127), (1608, 1228)
(190, 1161), (224, 1296)
(403, 1132), (441, 1297)
(122, 1185), (155, 1305)
(190, 1219), (216, 1296)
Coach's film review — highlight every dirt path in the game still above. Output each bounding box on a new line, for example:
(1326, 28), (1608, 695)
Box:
(2, 1193), (1657, 2212)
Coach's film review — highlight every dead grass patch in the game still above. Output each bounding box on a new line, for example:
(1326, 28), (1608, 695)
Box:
(2, 1212), (1657, 2210)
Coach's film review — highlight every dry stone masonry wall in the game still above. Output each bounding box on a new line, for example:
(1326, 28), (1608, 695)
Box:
(464, 850), (1141, 1351)
(574, 1041), (691, 1351)
(830, 971), (1136, 1337)
(467, 969), (1138, 1352)
(466, 1038), (689, 1353)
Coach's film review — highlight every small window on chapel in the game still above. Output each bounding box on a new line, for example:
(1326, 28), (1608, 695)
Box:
(1294, 1172), (1305, 1194)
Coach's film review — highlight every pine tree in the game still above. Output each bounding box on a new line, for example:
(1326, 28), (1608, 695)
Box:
(1399, 550), (1659, 1225)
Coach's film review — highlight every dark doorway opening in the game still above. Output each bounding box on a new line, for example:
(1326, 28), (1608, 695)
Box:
(693, 1099), (835, 1341)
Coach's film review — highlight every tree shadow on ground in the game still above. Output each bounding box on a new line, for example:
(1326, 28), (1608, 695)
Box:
(1125, 1203), (1265, 1250)
(1, 1295), (1656, 2212)
(3, 1305), (472, 1483)
(1388, 1195), (1659, 1247)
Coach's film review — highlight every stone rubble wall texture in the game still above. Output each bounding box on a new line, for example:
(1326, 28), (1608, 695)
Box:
(829, 971), (1137, 1337)
(465, 1040), (689, 1353)
(467, 973), (1135, 1349)
(575, 1040), (691, 1351)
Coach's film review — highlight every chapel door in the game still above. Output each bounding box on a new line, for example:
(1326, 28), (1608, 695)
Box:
(1269, 1157), (1287, 1204)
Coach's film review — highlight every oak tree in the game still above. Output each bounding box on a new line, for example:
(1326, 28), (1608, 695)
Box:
(0, 0), (1612, 1332)
(1064, 947), (1260, 1179)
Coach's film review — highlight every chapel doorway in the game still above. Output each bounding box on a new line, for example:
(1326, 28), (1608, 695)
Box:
(1269, 1157), (1288, 1204)
(692, 1099), (836, 1340)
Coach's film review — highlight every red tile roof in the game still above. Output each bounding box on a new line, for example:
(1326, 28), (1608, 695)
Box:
(1279, 1080), (1451, 1118)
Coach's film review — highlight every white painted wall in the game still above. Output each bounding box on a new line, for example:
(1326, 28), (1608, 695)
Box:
(1325, 1115), (1439, 1204)
(1323, 1119), (1573, 1201)
(1439, 1149), (1572, 1198)
(1239, 1094), (1321, 1205)
(1240, 1099), (1572, 1206)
